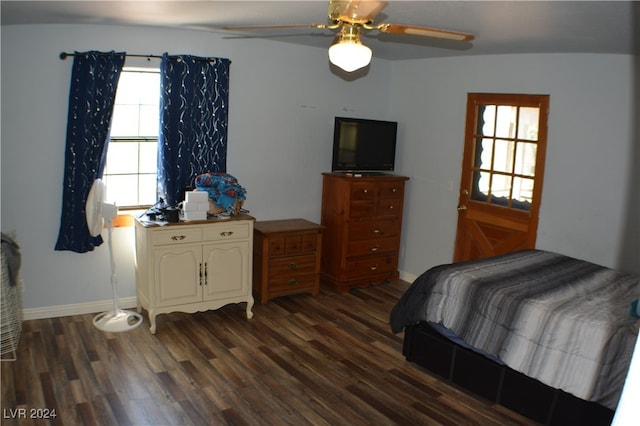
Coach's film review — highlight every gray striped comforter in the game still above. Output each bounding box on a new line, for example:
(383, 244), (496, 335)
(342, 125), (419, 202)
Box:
(390, 250), (639, 409)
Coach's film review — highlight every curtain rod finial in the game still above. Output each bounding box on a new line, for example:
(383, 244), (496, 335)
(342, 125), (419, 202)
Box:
(59, 52), (68, 60)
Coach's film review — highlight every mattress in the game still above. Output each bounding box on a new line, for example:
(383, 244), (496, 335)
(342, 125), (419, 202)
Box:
(390, 250), (639, 409)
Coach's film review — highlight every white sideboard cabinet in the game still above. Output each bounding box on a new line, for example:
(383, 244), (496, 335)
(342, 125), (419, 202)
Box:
(134, 214), (255, 333)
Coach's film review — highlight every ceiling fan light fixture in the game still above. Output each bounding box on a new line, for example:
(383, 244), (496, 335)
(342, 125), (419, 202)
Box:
(328, 41), (372, 72)
(328, 25), (372, 72)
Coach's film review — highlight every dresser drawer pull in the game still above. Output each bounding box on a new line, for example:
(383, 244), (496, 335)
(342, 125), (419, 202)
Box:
(369, 245), (379, 252)
(362, 189), (368, 193)
(219, 231), (234, 237)
(171, 235), (186, 241)
(289, 262), (298, 270)
(387, 205), (394, 210)
(392, 188), (397, 193)
(368, 264), (378, 271)
(371, 227), (382, 234)
(288, 279), (298, 286)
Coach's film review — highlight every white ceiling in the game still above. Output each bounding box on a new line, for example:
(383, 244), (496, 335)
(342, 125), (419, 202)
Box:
(2, 1), (638, 60)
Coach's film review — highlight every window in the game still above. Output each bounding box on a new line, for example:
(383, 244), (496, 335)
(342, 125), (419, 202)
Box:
(103, 68), (160, 208)
(471, 102), (542, 211)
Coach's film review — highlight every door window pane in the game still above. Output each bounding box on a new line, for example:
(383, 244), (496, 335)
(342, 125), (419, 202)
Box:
(480, 105), (496, 136)
(495, 105), (517, 138)
(493, 139), (514, 173)
(474, 137), (494, 170)
(517, 107), (540, 141)
(513, 177), (535, 209)
(471, 170), (490, 201)
(514, 142), (537, 177)
(491, 174), (512, 199)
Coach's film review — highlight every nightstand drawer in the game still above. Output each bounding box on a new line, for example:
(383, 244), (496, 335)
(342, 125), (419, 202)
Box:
(269, 233), (319, 257)
(268, 274), (316, 293)
(268, 254), (317, 278)
(152, 228), (202, 246)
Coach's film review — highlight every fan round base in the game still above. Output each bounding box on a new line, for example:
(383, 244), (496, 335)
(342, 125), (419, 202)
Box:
(93, 309), (144, 332)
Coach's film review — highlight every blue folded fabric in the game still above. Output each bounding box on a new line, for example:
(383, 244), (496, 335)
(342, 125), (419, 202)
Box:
(194, 173), (246, 214)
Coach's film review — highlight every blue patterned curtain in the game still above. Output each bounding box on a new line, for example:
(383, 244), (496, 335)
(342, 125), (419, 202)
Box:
(55, 51), (125, 253)
(158, 54), (230, 207)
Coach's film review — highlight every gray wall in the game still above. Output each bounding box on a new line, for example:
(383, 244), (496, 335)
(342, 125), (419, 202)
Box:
(1, 23), (637, 313)
(391, 53), (637, 279)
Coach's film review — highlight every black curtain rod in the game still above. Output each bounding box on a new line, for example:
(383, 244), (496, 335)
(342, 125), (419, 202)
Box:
(59, 52), (161, 60)
(59, 52), (229, 63)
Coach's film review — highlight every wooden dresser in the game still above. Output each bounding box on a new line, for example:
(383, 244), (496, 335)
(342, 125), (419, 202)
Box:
(320, 173), (409, 291)
(253, 219), (323, 304)
(134, 214), (255, 333)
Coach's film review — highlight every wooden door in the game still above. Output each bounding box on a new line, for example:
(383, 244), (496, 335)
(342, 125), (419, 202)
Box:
(454, 93), (549, 262)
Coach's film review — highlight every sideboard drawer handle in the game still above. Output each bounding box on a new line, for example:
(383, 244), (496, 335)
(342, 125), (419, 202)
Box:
(368, 264), (378, 271)
(220, 231), (234, 237)
(289, 262), (298, 270)
(171, 235), (186, 241)
(288, 279), (298, 286)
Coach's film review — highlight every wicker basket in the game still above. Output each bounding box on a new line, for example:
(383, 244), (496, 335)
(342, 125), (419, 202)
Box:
(1, 249), (22, 361)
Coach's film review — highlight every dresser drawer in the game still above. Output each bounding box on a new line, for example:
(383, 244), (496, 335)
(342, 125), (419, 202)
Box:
(349, 200), (375, 218)
(152, 227), (203, 246)
(348, 219), (401, 241)
(377, 198), (403, 216)
(345, 254), (397, 279)
(347, 236), (400, 257)
(268, 254), (317, 278)
(350, 182), (377, 200)
(203, 222), (250, 242)
(379, 182), (404, 199)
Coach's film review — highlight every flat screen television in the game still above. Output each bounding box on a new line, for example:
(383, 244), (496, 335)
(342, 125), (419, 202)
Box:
(331, 117), (397, 173)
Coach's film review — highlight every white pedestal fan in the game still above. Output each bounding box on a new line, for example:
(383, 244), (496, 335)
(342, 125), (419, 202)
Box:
(86, 178), (143, 332)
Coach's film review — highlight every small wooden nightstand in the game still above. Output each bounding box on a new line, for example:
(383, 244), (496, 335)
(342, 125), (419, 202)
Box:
(253, 219), (324, 304)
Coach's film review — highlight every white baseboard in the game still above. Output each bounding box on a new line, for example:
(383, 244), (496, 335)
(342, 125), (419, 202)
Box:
(22, 271), (418, 321)
(23, 296), (138, 321)
(399, 270), (418, 284)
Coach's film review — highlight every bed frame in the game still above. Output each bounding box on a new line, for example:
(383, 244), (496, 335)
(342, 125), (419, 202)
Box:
(403, 322), (615, 426)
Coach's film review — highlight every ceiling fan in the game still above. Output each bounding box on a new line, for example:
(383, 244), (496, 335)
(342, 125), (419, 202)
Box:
(223, 0), (474, 72)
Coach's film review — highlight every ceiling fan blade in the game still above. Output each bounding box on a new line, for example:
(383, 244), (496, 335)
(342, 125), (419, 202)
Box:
(221, 23), (333, 32)
(377, 23), (474, 41)
(329, 0), (387, 24)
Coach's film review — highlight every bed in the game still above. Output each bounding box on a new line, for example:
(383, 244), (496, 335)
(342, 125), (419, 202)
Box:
(390, 249), (639, 425)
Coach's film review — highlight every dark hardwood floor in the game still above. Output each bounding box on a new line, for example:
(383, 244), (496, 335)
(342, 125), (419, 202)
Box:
(1, 281), (539, 425)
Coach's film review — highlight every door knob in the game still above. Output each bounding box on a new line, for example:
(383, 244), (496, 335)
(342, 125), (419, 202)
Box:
(457, 205), (467, 211)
